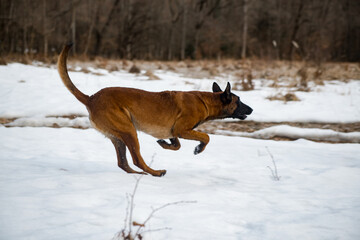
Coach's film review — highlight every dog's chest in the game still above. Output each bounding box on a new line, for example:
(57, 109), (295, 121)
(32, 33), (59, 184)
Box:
(133, 120), (173, 139)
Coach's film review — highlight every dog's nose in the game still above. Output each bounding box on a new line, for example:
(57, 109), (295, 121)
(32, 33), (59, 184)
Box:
(247, 107), (253, 115)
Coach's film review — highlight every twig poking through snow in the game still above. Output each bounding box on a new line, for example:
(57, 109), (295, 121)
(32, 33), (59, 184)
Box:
(127, 153), (156, 235)
(135, 200), (197, 237)
(114, 153), (197, 240)
(128, 174), (144, 234)
(266, 147), (281, 181)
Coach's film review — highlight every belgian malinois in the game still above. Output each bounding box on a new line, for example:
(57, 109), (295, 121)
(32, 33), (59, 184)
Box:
(58, 44), (253, 177)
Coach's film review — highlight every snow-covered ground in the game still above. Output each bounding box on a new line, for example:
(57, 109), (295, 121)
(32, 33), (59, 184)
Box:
(0, 63), (359, 239)
(1, 127), (359, 240)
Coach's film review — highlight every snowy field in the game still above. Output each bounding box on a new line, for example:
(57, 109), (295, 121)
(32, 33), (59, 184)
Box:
(0, 63), (360, 239)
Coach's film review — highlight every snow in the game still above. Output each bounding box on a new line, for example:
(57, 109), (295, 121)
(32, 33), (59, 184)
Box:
(218, 125), (360, 143)
(240, 79), (360, 123)
(0, 127), (359, 240)
(0, 62), (360, 239)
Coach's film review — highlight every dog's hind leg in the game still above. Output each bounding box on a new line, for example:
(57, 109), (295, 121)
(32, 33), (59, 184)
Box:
(111, 138), (146, 175)
(157, 137), (181, 150)
(116, 129), (167, 177)
(94, 110), (166, 177)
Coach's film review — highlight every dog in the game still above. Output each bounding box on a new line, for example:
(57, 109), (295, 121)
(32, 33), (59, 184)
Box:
(57, 43), (253, 177)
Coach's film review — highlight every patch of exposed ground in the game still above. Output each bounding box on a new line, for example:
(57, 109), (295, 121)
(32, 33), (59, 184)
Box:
(0, 118), (17, 125)
(46, 114), (87, 120)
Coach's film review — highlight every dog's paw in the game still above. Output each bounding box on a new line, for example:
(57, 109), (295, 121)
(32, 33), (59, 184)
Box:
(157, 139), (170, 148)
(194, 146), (202, 155)
(157, 139), (167, 144)
(194, 143), (206, 155)
(159, 170), (167, 177)
(153, 170), (167, 177)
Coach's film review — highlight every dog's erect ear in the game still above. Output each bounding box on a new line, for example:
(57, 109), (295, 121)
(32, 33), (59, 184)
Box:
(224, 82), (231, 94)
(212, 82), (222, 93)
(220, 82), (232, 104)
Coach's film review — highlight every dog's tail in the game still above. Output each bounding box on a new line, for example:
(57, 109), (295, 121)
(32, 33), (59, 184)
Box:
(57, 43), (89, 106)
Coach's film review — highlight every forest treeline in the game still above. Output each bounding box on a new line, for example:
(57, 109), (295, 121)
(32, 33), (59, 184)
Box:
(1, 0), (359, 62)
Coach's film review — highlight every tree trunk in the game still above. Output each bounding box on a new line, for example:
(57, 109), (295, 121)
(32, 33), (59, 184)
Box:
(23, 26), (28, 55)
(275, 0), (281, 60)
(71, 0), (77, 54)
(287, 1), (304, 60)
(168, 27), (174, 60)
(4, 0), (14, 54)
(43, 0), (48, 57)
(180, 0), (187, 60)
(241, 0), (249, 59)
(126, 0), (133, 59)
(83, 1), (99, 56)
(94, 0), (120, 55)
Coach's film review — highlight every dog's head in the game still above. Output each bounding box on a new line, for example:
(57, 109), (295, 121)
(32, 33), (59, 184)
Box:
(213, 82), (253, 120)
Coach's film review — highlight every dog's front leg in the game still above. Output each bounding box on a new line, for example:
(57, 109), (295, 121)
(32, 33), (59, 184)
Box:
(157, 137), (181, 150)
(177, 130), (210, 155)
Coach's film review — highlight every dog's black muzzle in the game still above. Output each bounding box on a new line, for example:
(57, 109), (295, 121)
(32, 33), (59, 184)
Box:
(232, 101), (253, 120)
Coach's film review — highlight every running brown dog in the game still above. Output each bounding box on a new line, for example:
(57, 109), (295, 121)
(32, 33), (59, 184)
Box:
(57, 43), (253, 177)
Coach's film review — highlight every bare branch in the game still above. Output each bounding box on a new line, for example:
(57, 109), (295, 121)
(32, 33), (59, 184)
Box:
(266, 146), (281, 181)
(141, 227), (172, 234)
(128, 173), (145, 233)
(135, 200), (197, 237)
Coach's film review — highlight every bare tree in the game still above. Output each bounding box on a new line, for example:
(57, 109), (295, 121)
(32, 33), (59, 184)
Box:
(94, 0), (120, 56)
(42, 0), (48, 57)
(71, 0), (77, 54)
(166, 0), (182, 60)
(83, 0), (99, 57)
(180, 0), (187, 60)
(287, 0), (304, 60)
(241, 0), (249, 59)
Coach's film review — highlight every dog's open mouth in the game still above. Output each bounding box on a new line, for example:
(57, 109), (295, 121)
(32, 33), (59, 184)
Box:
(239, 114), (247, 120)
(231, 113), (248, 120)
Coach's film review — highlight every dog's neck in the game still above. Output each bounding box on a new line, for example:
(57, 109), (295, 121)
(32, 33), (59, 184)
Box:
(196, 92), (225, 120)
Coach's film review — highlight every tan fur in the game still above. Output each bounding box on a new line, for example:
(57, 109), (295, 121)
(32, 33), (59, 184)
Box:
(57, 44), (245, 177)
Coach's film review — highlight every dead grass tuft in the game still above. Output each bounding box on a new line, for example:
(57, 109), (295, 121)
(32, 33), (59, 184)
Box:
(201, 64), (219, 76)
(81, 68), (91, 74)
(122, 59), (129, 67)
(129, 64), (141, 74)
(107, 64), (120, 72)
(144, 70), (160, 80)
(284, 92), (300, 101)
(0, 118), (17, 124)
(162, 62), (176, 72)
(0, 58), (7, 65)
(267, 92), (300, 102)
(185, 60), (194, 68)
(209, 67), (219, 76)
(233, 68), (254, 91)
(296, 67), (309, 91)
